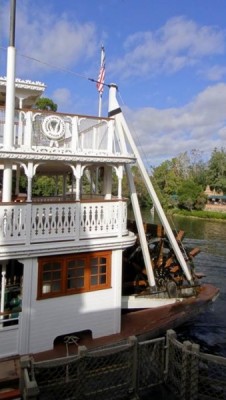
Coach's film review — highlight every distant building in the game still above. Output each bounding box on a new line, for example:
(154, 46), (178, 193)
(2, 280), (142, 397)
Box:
(204, 185), (226, 204)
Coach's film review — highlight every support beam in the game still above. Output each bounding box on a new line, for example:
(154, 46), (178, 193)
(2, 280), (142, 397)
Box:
(108, 84), (193, 283)
(0, 263), (7, 316)
(108, 84), (157, 289)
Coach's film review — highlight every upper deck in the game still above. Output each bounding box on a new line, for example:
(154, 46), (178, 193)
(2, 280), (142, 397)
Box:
(0, 106), (135, 164)
(0, 104), (137, 258)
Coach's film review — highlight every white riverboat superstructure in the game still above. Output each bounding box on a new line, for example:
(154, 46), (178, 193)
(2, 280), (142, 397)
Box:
(0, 74), (140, 356)
(0, 75), (220, 359)
(0, 6), (219, 361)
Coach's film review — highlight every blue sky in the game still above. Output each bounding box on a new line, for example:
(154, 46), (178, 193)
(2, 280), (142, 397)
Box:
(1, 0), (226, 166)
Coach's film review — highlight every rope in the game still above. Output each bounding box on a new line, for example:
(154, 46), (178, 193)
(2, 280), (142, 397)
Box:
(0, 46), (111, 89)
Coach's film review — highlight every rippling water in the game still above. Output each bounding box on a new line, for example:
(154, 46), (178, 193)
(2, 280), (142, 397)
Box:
(172, 215), (226, 357)
(140, 209), (226, 357)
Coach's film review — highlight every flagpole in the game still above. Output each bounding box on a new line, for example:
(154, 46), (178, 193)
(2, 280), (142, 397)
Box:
(98, 92), (102, 117)
(2, 0), (16, 202)
(97, 45), (105, 117)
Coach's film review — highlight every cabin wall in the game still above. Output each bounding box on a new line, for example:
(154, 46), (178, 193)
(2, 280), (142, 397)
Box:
(18, 250), (123, 355)
(0, 325), (19, 358)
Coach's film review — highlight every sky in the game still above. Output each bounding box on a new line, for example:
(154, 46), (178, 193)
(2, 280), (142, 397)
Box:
(1, 0), (226, 167)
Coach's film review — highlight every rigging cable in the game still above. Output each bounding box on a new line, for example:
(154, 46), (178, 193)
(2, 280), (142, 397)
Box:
(0, 46), (110, 90)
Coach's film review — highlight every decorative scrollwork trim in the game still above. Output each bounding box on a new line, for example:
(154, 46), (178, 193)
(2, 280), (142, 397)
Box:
(41, 115), (65, 140)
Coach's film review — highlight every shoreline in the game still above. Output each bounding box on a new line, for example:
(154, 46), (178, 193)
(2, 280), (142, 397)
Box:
(170, 204), (226, 221)
(204, 204), (226, 213)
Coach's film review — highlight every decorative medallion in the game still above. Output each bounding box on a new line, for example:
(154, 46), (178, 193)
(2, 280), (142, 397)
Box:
(41, 115), (65, 141)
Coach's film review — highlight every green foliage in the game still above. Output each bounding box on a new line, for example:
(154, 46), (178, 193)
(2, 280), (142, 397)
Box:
(120, 150), (208, 212)
(177, 180), (207, 210)
(18, 175), (27, 193)
(133, 168), (152, 208)
(122, 166), (153, 208)
(207, 148), (226, 193)
(151, 149), (210, 211)
(17, 146), (226, 217)
(34, 97), (58, 112)
(32, 176), (58, 196)
(151, 159), (184, 208)
(174, 209), (226, 220)
(19, 175), (58, 197)
(152, 159), (182, 194)
(187, 149), (207, 187)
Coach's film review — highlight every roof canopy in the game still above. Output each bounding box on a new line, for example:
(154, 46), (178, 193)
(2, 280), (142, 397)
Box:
(0, 77), (46, 108)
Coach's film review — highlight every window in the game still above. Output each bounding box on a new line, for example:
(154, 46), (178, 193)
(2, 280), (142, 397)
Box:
(38, 251), (111, 299)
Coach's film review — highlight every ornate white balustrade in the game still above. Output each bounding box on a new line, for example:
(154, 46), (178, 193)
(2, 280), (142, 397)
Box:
(0, 200), (128, 248)
(80, 201), (127, 238)
(0, 107), (116, 154)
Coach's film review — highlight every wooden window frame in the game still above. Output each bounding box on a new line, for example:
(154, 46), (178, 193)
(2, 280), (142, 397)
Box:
(37, 251), (111, 299)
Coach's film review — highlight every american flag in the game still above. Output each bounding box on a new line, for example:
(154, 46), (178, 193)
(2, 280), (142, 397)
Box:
(96, 46), (105, 94)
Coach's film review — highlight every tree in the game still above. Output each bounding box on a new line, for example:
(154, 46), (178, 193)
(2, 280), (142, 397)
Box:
(177, 180), (207, 211)
(151, 159), (183, 208)
(34, 97), (58, 112)
(32, 176), (58, 196)
(187, 149), (207, 187)
(207, 148), (226, 193)
(18, 175), (59, 197)
(122, 166), (152, 208)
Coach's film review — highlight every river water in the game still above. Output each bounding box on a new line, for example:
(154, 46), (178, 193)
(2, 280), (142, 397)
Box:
(141, 209), (226, 357)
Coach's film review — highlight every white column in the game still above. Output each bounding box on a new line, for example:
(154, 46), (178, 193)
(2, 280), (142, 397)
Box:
(71, 116), (79, 150)
(111, 250), (122, 333)
(2, 163), (13, 202)
(17, 259), (32, 355)
(95, 167), (99, 194)
(4, 47), (16, 148)
(0, 263), (7, 316)
(107, 120), (114, 152)
(3, 0), (17, 200)
(104, 166), (112, 200)
(76, 177), (80, 201)
(17, 98), (24, 146)
(27, 177), (32, 202)
(72, 164), (81, 201)
(117, 165), (123, 199)
(15, 165), (20, 196)
(2, 46), (16, 202)
(26, 162), (34, 202)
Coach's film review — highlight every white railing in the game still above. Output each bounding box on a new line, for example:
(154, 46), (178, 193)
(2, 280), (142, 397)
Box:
(31, 203), (78, 242)
(0, 205), (27, 244)
(0, 201), (128, 247)
(80, 201), (127, 238)
(0, 107), (116, 154)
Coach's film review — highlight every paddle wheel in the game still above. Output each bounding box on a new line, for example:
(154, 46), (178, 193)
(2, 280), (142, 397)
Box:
(123, 220), (201, 297)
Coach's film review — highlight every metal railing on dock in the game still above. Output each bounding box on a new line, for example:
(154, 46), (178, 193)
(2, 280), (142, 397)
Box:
(20, 330), (226, 400)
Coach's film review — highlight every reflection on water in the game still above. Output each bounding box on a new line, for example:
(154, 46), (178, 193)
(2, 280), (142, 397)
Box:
(129, 208), (226, 356)
(170, 214), (226, 357)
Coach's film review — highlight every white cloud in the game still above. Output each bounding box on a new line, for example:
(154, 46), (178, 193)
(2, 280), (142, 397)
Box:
(2, 1), (98, 77)
(51, 88), (72, 112)
(111, 16), (225, 79)
(218, 126), (226, 140)
(202, 65), (226, 81)
(125, 83), (226, 166)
